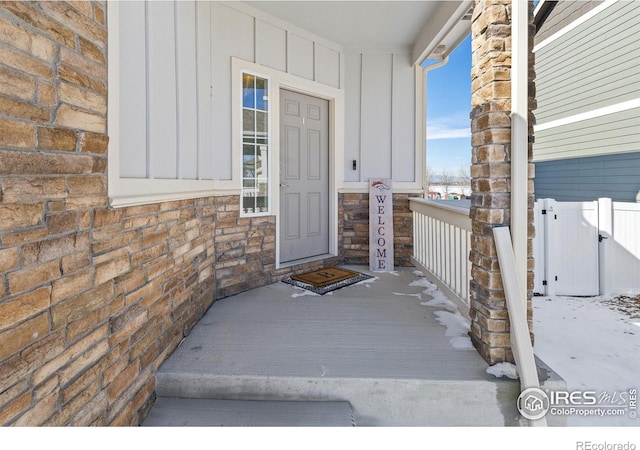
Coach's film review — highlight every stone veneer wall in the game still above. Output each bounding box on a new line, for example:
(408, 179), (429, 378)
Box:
(468, 0), (536, 364)
(339, 193), (418, 267)
(0, 1), (338, 426)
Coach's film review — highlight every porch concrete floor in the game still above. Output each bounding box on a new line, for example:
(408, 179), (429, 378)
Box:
(143, 266), (562, 426)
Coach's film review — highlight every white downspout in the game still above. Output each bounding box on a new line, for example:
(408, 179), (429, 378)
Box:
(422, 56), (450, 195)
(510, 0), (547, 427)
(511, 0), (529, 307)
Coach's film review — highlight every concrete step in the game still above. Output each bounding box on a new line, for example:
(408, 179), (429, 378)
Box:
(142, 397), (355, 427)
(153, 371), (527, 426)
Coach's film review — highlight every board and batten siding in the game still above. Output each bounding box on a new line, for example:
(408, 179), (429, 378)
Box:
(534, 152), (640, 203)
(112, 1), (342, 198)
(117, 1), (214, 181)
(344, 51), (417, 183)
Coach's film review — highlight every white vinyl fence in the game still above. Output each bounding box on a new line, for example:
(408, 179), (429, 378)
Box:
(410, 198), (471, 316)
(534, 198), (640, 297)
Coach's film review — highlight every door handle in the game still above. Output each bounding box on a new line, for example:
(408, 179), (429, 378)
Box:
(280, 183), (289, 188)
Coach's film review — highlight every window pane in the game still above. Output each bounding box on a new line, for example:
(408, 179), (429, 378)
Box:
(243, 109), (255, 133)
(256, 181), (269, 211)
(243, 155), (255, 178)
(256, 111), (267, 135)
(255, 145), (268, 177)
(242, 74), (255, 109)
(255, 77), (267, 111)
(243, 195), (256, 213)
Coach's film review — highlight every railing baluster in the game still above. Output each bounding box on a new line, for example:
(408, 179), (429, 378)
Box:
(410, 199), (472, 316)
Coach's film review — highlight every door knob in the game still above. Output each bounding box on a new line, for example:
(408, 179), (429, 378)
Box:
(280, 183), (289, 188)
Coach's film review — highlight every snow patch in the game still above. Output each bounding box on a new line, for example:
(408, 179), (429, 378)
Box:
(450, 336), (474, 350)
(290, 287), (320, 298)
(412, 270), (425, 276)
(432, 310), (474, 350)
(433, 311), (469, 337)
(420, 294), (457, 312)
(409, 278), (434, 288)
(393, 292), (423, 300)
(486, 362), (519, 380)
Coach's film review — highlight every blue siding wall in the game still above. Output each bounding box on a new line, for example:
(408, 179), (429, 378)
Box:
(534, 152), (640, 202)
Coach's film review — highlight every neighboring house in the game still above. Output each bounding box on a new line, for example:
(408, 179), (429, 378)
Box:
(533, 0), (640, 202)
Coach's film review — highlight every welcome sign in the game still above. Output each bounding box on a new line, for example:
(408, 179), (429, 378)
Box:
(369, 179), (394, 272)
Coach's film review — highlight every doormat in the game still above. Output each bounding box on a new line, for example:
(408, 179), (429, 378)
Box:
(282, 267), (374, 295)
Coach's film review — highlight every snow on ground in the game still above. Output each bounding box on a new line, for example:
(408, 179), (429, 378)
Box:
(486, 362), (519, 380)
(415, 276), (475, 350)
(533, 294), (640, 426)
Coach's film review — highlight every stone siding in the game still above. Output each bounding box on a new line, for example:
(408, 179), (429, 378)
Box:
(339, 193), (418, 267)
(468, 0), (536, 364)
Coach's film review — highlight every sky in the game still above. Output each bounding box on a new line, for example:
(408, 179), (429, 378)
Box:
(424, 34), (472, 175)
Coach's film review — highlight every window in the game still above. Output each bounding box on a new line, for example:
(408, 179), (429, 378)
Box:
(241, 73), (270, 215)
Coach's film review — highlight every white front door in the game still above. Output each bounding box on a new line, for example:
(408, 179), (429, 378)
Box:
(279, 89), (329, 264)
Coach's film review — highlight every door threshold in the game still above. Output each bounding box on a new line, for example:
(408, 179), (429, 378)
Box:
(278, 254), (335, 269)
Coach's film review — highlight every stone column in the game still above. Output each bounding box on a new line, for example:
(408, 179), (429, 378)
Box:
(468, 0), (536, 364)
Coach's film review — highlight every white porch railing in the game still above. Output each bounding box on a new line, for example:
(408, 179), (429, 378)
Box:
(410, 198), (472, 316)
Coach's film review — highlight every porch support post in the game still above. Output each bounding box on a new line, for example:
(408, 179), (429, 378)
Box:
(468, 0), (536, 364)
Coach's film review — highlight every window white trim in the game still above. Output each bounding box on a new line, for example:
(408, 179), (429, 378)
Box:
(107, 1), (240, 208)
(232, 58), (344, 268)
(238, 71), (273, 218)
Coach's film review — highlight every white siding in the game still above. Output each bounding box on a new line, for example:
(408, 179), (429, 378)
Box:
(196, 1), (213, 181)
(116, 0), (214, 181)
(147, 1), (178, 179)
(211, 4), (254, 181)
(344, 50), (417, 183)
(344, 53), (362, 182)
(361, 53), (393, 180)
(287, 33), (314, 80)
(256, 20), (287, 72)
(118, 1), (146, 178)
(176, 1), (198, 180)
(314, 44), (341, 89)
(392, 52), (416, 182)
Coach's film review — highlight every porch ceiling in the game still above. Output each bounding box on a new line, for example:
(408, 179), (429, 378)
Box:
(245, 1), (472, 61)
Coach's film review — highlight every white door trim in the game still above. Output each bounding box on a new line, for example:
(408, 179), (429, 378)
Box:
(231, 58), (344, 269)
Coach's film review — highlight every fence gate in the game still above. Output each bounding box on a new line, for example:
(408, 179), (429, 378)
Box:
(534, 199), (600, 296)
